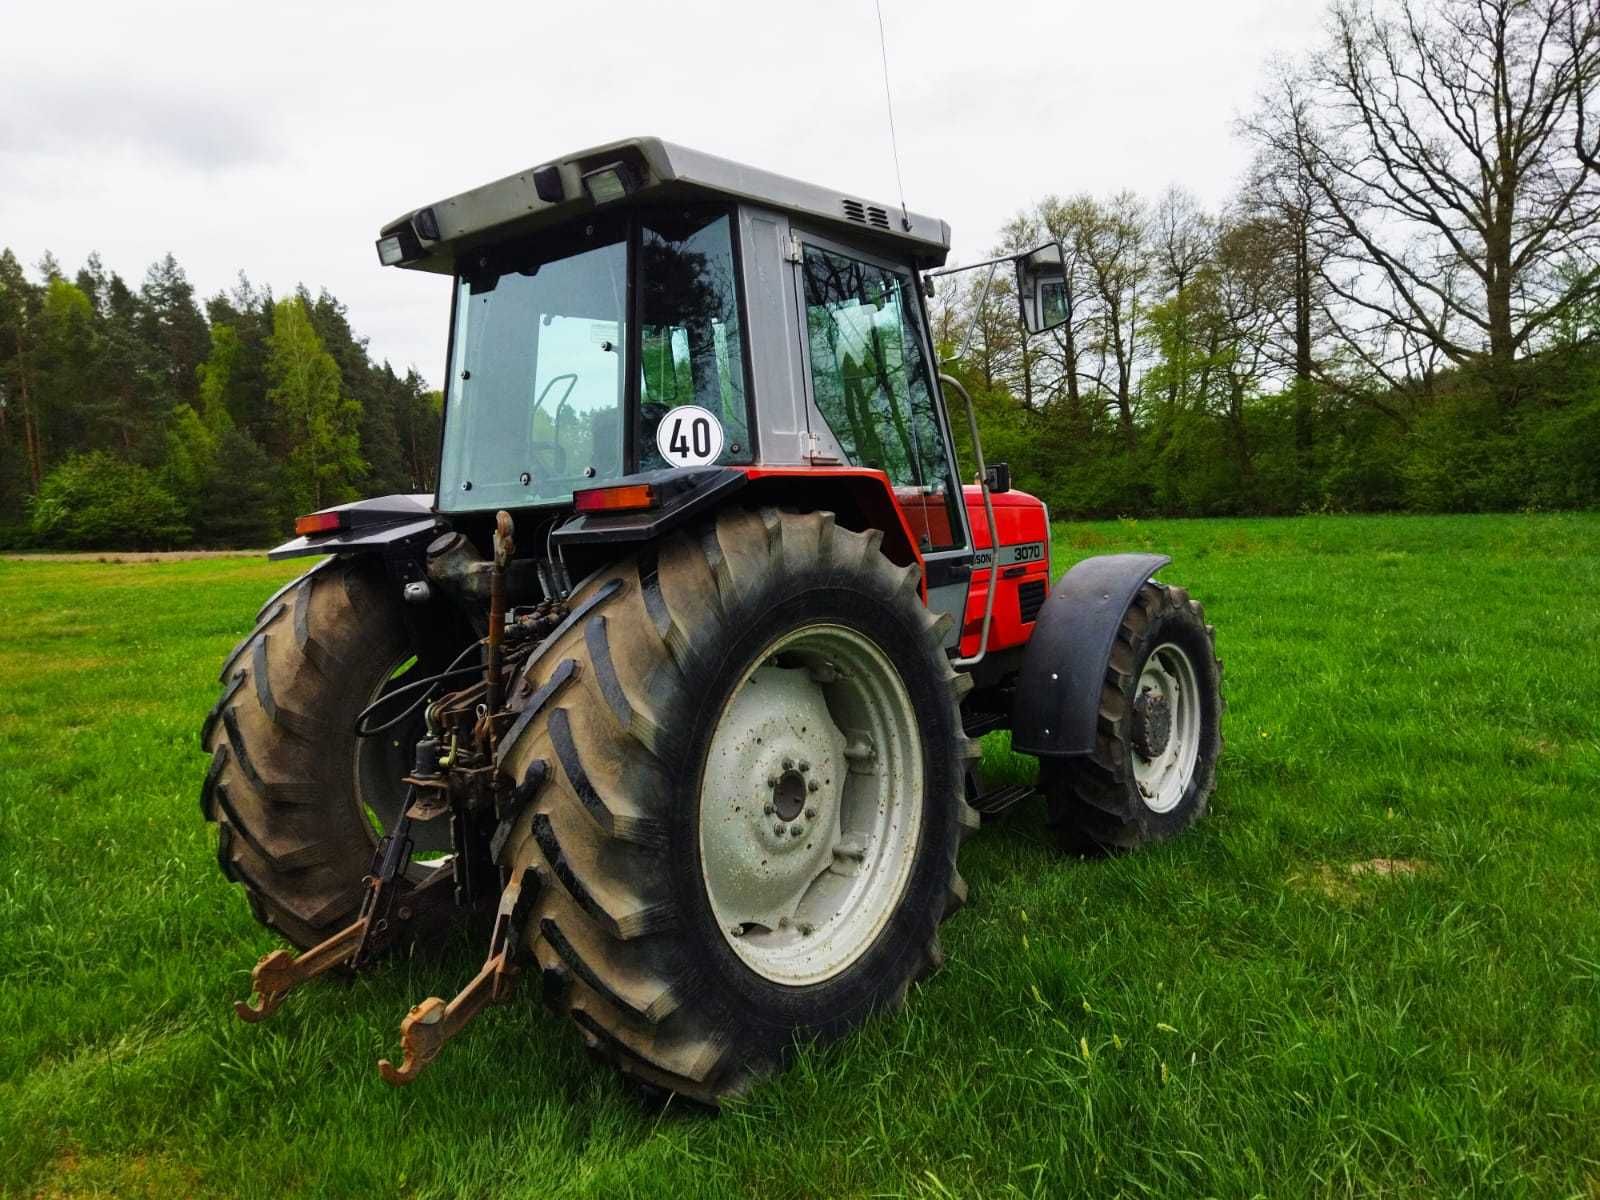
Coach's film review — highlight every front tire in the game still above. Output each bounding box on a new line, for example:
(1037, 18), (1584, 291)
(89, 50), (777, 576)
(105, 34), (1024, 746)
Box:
(497, 507), (979, 1103)
(1041, 581), (1223, 854)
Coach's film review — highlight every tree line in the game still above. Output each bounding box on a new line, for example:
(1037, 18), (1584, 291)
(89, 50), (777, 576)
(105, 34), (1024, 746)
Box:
(4, 0), (1598, 550)
(0, 249), (440, 548)
(937, 0), (1600, 516)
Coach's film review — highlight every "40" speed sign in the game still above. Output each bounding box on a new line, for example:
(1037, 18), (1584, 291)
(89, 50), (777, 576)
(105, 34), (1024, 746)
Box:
(655, 405), (725, 467)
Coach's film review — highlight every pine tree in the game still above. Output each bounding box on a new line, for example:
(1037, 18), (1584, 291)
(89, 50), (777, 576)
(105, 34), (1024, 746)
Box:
(139, 253), (210, 406)
(0, 250), (45, 495)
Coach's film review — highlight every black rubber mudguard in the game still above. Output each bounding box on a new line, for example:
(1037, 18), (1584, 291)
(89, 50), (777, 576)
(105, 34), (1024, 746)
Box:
(267, 494), (438, 561)
(1009, 553), (1170, 757)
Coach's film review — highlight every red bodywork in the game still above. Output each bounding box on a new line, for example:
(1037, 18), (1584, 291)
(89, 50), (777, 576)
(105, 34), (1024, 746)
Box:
(743, 467), (1048, 661)
(958, 485), (1050, 658)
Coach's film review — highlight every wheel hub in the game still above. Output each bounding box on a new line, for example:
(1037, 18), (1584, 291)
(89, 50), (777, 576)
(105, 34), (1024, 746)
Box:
(701, 664), (844, 939)
(698, 624), (924, 986)
(770, 766), (809, 823)
(1131, 690), (1173, 759)
(1129, 642), (1203, 814)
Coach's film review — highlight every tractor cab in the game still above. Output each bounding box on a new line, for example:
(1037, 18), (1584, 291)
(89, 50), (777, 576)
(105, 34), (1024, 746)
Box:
(375, 137), (953, 505)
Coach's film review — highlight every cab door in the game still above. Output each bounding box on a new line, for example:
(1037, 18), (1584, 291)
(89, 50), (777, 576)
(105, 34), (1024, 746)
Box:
(789, 232), (975, 646)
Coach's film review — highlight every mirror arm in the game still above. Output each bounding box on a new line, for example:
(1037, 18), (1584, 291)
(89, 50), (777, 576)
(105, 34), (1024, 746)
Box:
(926, 250), (1023, 278)
(939, 371), (997, 670)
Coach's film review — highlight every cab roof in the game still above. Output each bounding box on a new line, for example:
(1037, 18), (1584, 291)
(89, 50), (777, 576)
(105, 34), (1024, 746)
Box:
(377, 136), (952, 274)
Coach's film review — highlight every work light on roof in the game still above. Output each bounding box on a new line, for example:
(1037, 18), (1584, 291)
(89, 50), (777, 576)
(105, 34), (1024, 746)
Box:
(581, 162), (636, 205)
(374, 225), (423, 267)
(412, 207), (441, 241)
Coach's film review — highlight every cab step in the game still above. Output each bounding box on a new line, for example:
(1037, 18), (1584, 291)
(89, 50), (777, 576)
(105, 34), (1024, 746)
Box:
(970, 783), (1033, 819)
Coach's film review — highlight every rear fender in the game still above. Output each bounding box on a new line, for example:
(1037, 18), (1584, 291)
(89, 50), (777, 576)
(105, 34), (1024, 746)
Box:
(740, 467), (925, 575)
(268, 493), (438, 561)
(546, 466), (923, 577)
(1010, 553), (1170, 757)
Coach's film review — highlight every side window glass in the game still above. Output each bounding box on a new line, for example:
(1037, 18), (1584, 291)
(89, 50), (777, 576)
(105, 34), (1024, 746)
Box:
(638, 208), (751, 467)
(801, 245), (963, 551)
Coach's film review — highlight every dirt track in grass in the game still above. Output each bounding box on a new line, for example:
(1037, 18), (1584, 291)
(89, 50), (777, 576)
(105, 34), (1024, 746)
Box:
(1, 549), (271, 562)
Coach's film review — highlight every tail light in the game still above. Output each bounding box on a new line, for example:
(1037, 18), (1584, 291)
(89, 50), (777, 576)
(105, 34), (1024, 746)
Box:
(294, 510), (346, 536)
(573, 483), (655, 513)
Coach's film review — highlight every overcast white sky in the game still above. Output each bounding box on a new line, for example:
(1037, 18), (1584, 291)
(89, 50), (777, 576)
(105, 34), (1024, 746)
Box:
(1, 0), (1327, 387)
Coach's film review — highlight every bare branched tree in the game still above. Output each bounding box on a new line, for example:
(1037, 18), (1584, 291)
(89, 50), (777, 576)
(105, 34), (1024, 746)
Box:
(1249, 0), (1600, 407)
(1151, 187), (1217, 412)
(1077, 192), (1150, 447)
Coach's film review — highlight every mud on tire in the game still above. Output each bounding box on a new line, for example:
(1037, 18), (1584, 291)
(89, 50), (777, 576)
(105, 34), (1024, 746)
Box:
(495, 507), (980, 1104)
(1041, 581), (1224, 854)
(199, 557), (413, 949)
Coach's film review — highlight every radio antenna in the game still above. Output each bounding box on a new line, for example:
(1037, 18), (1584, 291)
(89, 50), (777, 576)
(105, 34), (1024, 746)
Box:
(874, 0), (913, 232)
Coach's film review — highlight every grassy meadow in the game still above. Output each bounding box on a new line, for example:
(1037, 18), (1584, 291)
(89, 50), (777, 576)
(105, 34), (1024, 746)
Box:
(1, 513), (1597, 1198)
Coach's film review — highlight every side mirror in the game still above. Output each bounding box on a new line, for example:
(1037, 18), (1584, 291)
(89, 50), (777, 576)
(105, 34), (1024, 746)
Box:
(984, 461), (1012, 494)
(1015, 242), (1069, 336)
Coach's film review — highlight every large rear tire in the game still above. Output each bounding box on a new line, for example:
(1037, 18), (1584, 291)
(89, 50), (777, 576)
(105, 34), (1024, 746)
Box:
(496, 507), (978, 1103)
(200, 557), (423, 949)
(1041, 581), (1223, 854)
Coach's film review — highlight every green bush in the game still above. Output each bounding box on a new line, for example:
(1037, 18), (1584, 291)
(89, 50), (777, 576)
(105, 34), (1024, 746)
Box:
(29, 452), (191, 549)
(1523, 393), (1600, 510)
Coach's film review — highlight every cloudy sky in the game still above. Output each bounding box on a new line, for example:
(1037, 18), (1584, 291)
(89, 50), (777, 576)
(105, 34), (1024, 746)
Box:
(2, 0), (1327, 386)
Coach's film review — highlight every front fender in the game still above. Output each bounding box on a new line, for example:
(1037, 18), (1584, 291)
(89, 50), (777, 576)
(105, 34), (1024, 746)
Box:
(1009, 553), (1170, 757)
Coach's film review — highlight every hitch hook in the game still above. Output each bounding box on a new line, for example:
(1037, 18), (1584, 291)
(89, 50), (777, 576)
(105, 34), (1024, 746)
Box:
(235, 921), (368, 1022)
(378, 867), (532, 1085)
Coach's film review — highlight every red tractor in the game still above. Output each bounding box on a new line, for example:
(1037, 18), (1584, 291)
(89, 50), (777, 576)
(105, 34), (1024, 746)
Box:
(203, 138), (1222, 1103)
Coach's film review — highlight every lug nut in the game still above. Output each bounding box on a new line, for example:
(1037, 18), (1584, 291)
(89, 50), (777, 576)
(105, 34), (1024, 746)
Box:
(808, 779), (820, 792)
(729, 926), (743, 937)
(773, 823), (785, 836)
(764, 802), (775, 816)
(767, 775), (778, 788)
(798, 760), (810, 772)
(805, 807), (817, 819)
(782, 757), (794, 771)
(790, 826), (804, 838)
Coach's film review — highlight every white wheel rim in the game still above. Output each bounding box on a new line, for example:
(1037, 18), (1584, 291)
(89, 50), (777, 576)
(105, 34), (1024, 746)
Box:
(1130, 642), (1202, 814)
(698, 624), (924, 986)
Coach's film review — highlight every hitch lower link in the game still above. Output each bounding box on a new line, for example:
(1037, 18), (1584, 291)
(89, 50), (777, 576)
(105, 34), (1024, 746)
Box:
(234, 509), (538, 1085)
(232, 784), (456, 1024)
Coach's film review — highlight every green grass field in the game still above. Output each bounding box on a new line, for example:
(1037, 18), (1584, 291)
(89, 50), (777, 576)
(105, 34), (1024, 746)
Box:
(2, 514), (1598, 1199)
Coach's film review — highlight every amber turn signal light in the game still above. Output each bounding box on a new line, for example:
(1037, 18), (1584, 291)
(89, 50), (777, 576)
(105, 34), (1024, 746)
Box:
(294, 511), (345, 536)
(572, 483), (655, 513)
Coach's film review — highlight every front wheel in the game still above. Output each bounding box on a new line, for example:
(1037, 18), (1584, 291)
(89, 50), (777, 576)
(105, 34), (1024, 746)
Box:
(496, 507), (979, 1103)
(1041, 581), (1223, 853)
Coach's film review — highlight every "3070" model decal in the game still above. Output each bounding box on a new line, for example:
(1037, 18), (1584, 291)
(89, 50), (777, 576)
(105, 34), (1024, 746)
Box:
(971, 541), (1045, 568)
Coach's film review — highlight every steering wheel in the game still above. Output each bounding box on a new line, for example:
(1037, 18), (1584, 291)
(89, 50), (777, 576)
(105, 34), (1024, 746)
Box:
(531, 373), (580, 426)
(526, 373), (579, 486)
